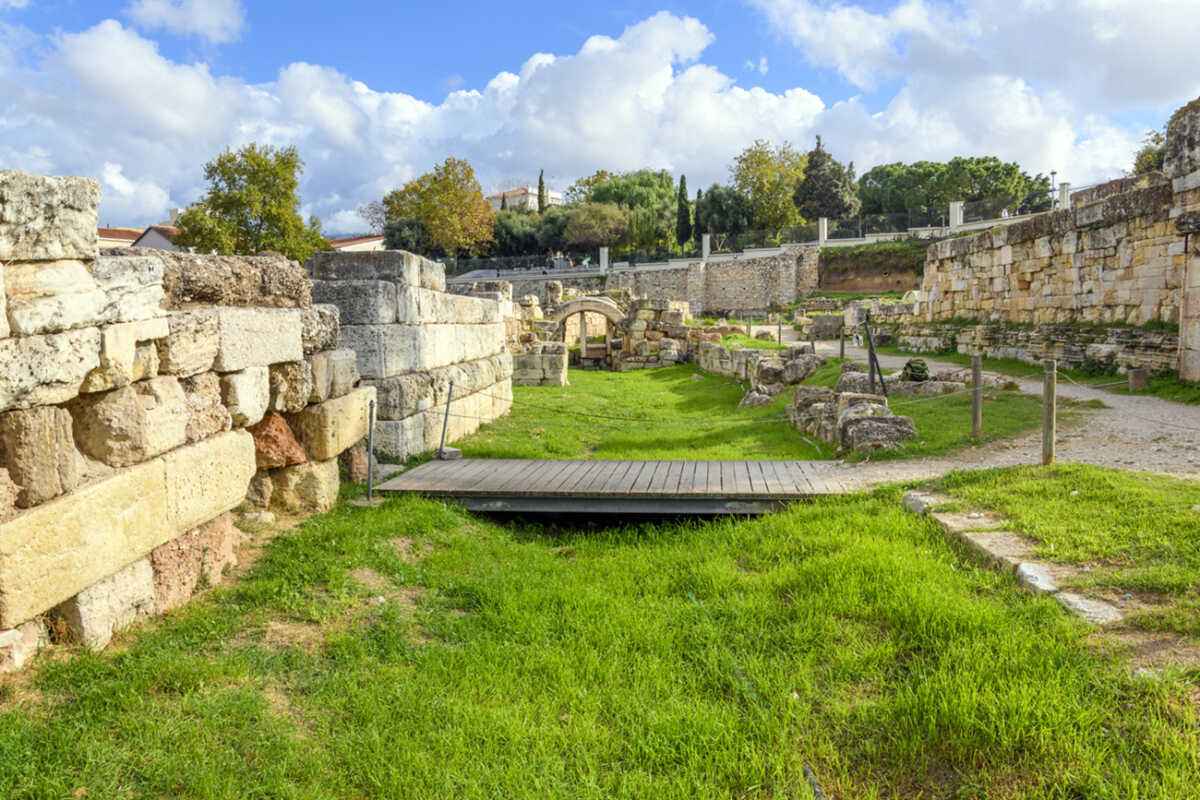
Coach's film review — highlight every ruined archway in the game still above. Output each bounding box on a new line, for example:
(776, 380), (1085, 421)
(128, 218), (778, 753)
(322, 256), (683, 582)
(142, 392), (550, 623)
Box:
(546, 297), (625, 367)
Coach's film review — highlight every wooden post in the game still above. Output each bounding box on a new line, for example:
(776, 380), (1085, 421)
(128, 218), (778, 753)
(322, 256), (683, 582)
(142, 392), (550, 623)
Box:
(971, 354), (982, 439)
(839, 328), (845, 359)
(1042, 359), (1056, 466)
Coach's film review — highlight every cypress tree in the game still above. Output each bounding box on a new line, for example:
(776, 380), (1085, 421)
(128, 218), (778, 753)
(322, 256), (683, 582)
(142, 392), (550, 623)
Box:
(675, 174), (692, 247)
(537, 170), (546, 214)
(500, 192), (508, 211)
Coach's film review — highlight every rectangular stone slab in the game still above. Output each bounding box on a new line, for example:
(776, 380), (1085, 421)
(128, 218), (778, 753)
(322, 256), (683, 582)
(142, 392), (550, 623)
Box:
(0, 459), (167, 629)
(213, 308), (304, 371)
(287, 386), (376, 461)
(162, 430), (256, 533)
(0, 171), (99, 262)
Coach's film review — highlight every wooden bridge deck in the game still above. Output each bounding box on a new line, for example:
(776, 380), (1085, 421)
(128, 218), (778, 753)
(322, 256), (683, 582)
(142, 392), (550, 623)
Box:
(376, 459), (856, 514)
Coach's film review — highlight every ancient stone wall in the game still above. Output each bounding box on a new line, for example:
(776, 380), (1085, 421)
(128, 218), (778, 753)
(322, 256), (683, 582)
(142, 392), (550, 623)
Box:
(0, 170), (374, 668)
(309, 251), (511, 461)
(513, 343), (568, 386)
(1170, 99), (1200, 381)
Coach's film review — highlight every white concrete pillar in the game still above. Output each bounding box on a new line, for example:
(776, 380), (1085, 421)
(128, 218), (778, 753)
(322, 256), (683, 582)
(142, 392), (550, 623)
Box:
(599, 247), (609, 271)
(579, 313), (588, 355)
(701, 233), (711, 260)
(1058, 183), (1072, 210)
(949, 201), (964, 229)
(818, 218), (828, 245)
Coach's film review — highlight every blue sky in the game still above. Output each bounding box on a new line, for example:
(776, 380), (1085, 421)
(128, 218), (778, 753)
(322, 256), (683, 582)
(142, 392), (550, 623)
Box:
(1, 0), (1197, 232)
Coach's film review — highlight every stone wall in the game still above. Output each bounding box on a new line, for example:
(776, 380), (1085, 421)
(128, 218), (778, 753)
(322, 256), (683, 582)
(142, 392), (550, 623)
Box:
(0, 170), (374, 668)
(513, 343), (568, 386)
(309, 251), (511, 461)
(1171, 99), (1200, 381)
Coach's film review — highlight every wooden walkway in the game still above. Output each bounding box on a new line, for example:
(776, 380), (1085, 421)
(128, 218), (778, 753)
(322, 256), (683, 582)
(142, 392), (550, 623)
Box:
(376, 459), (856, 514)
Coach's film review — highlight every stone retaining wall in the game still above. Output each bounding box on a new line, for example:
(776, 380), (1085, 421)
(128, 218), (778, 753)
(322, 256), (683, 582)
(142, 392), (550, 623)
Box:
(0, 170), (374, 668)
(513, 343), (568, 386)
(309, 251), (511, 461)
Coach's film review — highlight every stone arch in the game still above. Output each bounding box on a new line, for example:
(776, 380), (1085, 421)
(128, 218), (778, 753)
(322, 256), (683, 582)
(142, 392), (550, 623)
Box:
(545, 296), (625, 326)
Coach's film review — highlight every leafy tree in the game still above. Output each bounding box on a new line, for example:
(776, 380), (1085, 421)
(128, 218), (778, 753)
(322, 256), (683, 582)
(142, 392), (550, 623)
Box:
(357, 200), (386, 234)
(535, 205), (572, 252)
(492, 210), (539, 256)
(564, 169), (616, 203)
(174, 143), (330, 261)
(565, 203), (627, 250)
(1132, 128), (1166, 175)
(730, 140), (807, 230)
(793, 136), (860, 220)
(590, 169), (676, 210)
(675, 174), (692, 247)
(858, 157), (1049, 217)
(383, 156), (494, 255)
(537, 169), (546, 214)
(382, 218), (445, 258)
(693, 184), (752, 236)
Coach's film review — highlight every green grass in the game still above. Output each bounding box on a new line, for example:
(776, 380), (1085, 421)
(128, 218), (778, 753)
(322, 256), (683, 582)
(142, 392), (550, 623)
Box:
(4, 489), (1199, 798)
(721, 333), (789, 350)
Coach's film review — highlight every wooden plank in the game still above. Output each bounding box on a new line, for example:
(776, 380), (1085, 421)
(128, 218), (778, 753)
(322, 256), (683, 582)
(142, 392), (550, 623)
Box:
(757, 462), (785, 495)
(679, 461), (701, 495)
(647, 461), (674, 494)
(629, 461), (660, 495)
(437, 459), (494, 488)
(490, 460), (545, 494)
(705, 461), (722, 495)
(665, 461), (685, 494)
(771, 461), (806, 496)
(542, 460), (588, 492)
(595, 460), (634, 493)
(563, 460), (607, 494)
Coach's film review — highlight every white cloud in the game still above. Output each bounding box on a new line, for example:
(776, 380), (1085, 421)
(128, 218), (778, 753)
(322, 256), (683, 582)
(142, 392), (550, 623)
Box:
(0, 8), (1192, 230)
(745, 57), (769, 75)
(0, 0), (31, 8)
(126, 0), (245, 44)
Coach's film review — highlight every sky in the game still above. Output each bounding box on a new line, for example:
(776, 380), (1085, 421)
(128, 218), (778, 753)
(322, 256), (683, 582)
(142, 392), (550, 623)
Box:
(1, 0), (1198, 234)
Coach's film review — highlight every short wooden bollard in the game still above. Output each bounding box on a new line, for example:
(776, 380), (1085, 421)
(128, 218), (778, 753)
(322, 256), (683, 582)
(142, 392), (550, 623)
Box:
(1128, 368), (1149, 392)
(1042, 359), (1056, 466)
(971, 354), (982, 439)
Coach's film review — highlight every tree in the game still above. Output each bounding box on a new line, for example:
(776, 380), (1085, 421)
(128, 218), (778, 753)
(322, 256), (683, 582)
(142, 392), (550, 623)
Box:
(383, 156), (494, 255)
(357, 200), (386, 234)
(858, 157), (1049, 217)
(565, 203), (627, 250)
(173, 143), (330, 262)
(1132, 128), (1166, 175)
(535, 206), (572, 252)
(590, 169), (675, 210)
(675, 174), (692, 247)
(793, 136), (860, 221)
(500, 193), (508, 211)
(730, 140), (807, 230)
(492, 210), (539, 256)
(383, 218), (444, 258)
(564, 169), (616, 203)
(537, 169), (546, 214)
(693, 184), (752, 236)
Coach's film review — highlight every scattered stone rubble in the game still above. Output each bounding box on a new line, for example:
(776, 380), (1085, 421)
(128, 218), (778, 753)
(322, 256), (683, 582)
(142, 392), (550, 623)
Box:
(789, 387), (917, 453)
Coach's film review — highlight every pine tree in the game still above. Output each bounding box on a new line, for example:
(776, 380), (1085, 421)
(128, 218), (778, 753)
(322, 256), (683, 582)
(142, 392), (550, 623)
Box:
(537, 170), (546, 214)
(793, 136), (861, 221)
(675, 174), (692, 248)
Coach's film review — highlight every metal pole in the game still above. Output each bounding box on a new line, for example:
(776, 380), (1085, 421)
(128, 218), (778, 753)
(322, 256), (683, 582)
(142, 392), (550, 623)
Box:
(366, 399), (376, 500)
(863, 318), (888, 398)
(1042, 360), (1056, 466)
(839, 329), (845, 359)
(971, 355), (982, 439)
(438, 380), (454, 458)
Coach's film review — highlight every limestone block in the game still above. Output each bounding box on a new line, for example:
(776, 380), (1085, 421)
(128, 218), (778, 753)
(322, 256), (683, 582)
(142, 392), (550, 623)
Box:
(268, 360), (314, 413)
(220, 366), (269, 427)
(180, 372), (232, 443)
(213, 307), (304, 372)
(69, 377), (189, 467)
(340, 324), (421, 379)
(0, 262), (7, 339)
(271, 458), (339, 514)
(308, 250), (422, 284)
(420, 258), (446, 292)
(301, 304), (340, 354)
(338, 440), (372, 483)
(245, 470), (273, 508)
(154, 250), (311, 309)
(3, 260), (108, 336)
(0, 171), (99, 262)
(311, 280), (396, 324)
(0, 621), (44, 673)
(0, 459), (167, 629)
(375, 417), (424, 462)
(92, 255), (166, 323)
(0, 467), (17, 522)
(81, 317), (170, 393)
(161, 430), (256, 534)
(150, 512), (237, 613)
(0, 405), (81, 507)
(53, 558), (156, 649)
(287, 386), (376, 461)
(157, 310), (219, 377)
(308, 349), (359, 403)
(247, 411), (307, 469)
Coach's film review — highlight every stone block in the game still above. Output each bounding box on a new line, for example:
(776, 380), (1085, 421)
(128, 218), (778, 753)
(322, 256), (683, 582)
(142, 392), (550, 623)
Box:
(91, 254), (166, 323)
(301, 304), (340, 354)
(308, 348), (359, 403)
(340, 324), (421, 379)
(3, 260), (108, 336)
(157, 309), (219, 377)
(338, 440), (371, 483)
(0, 621), (44, 673)
(180, 372), (232, 443)
(154, 250), (311, 309)
(150, 512), (237, 613)
(69, 377), (189, 467)
(0, 171), (99, 262)
(80, 317), (170, 393)
(287, 386), (376, 461)
(307, 250), (423, 284)
(0, 262), (7, 339)
(271, 458), (339, 514)
(245, 470), (273, 508)
(0, 459), (167, 629)
(213, 307), (304, 371)
(1054, 592), (1122, 625)
(0, 405), (81, 507)
(247, 411), (307, 469)
(52, 558), (156, 649)
(268, 360), (314, 413)
(0, 467), (17, 522)
(311, 280), (396, 324)
(221, 366), (269, 427)
(161, 430), (256, 534)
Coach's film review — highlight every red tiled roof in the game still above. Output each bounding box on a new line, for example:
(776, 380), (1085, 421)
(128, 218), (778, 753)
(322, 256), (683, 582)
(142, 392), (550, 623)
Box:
(329, 235), (385, 248)
(97, 227), (142, 241)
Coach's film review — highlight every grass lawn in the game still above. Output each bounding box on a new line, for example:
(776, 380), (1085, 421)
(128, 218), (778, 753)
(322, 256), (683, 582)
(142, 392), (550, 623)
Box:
(720, 333), (790, 351)
(3, 488), (1199, 798)
(934, 464), (1200, 637)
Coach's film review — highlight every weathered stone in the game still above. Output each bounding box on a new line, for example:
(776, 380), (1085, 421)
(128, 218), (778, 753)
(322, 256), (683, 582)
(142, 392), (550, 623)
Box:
(271, 458), (339, 514)
(220, 366), (269, 427)
(287, 386), (376, 461)
(52, 558), (156, 649)
(91, 254), (166, 323)
(150, 512), (237, 613)
(311, 280), (395, 324)
(264, 362), (311, 415)
(339, 440), (371, 483)
(247, 412), (307, 469)
(1055, 592), (1123, 625)
(308, 348), (359, 403)
(758, 382), (786, 397)
(69, 377), (189, 467)
(369, 354), (510, 419)
(783, 355), (822, 385)
(738, 391), (772, 408)
(0, 459), (167, 629)
(840, 415), (916, 451)
(307, 249), (428, 286)
(80, 318), (169, 393)
(301, 304), (340, 354)
(0, 621), (44, 673)
(180, 372), (232, 443)
(0, 405), (81, 507)
(1016, 562), (1059, 595)
(0, 467), (18, 521)
(0, 262), (7, 339)
(1127, 368), (1150, 391)
(213, 308), (304, 371)
(245, 470), (273, 509)
(161, 430), (255, 534)
(156, 310), (219, 377)
(0, 171), (99, 262)
(755, 359), (785, 386)
(144, 249), (311, 309)
(3, 260), (107, 335)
